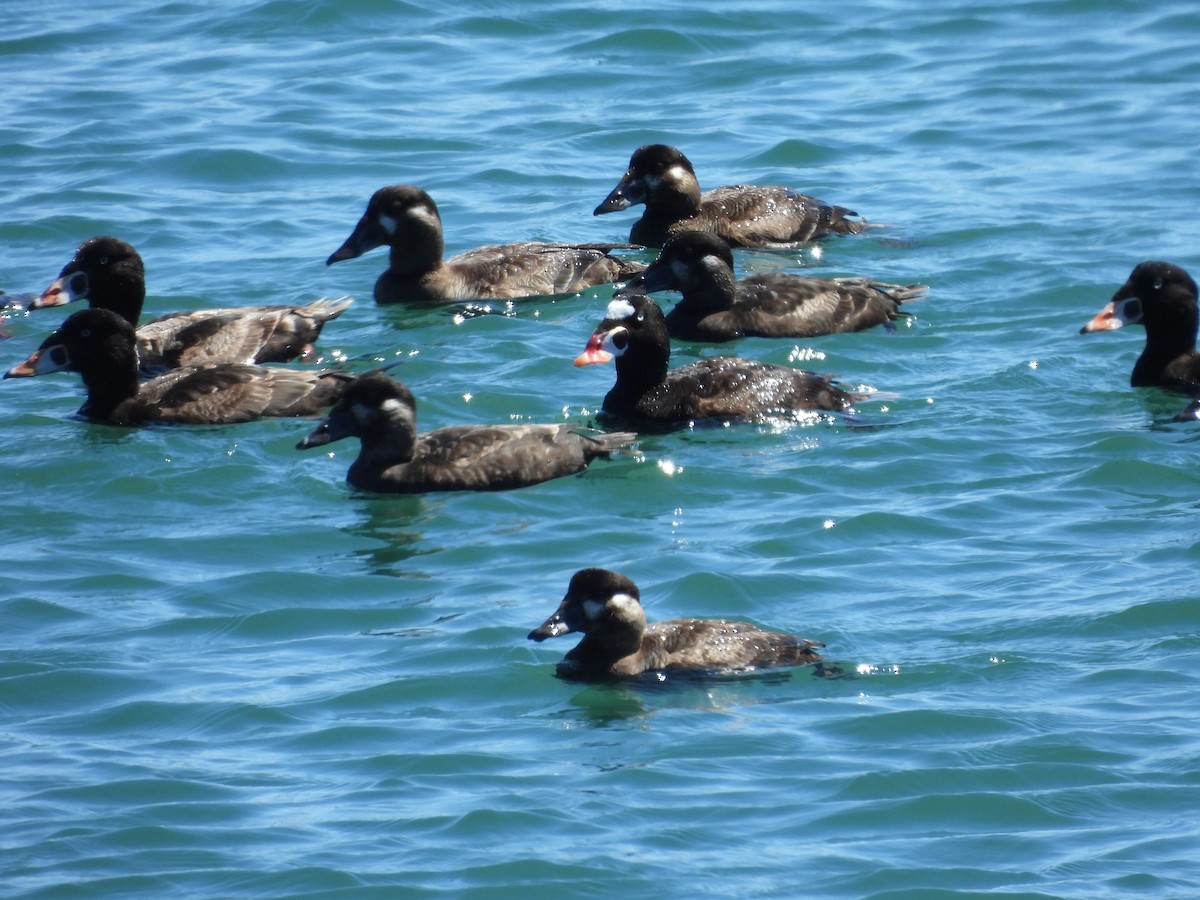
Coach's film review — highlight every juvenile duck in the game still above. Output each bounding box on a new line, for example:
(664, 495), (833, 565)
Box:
(625, 231), (925, 341)
(296, 372), (636, 493)
(5, 308), (350, 425)
(327, 185), (646, 304)
(594, 144), (866, 249)
(31, 237), (351, 367)
(574, 294), (865, 428)
(528, 567), (825, 679)
(1081, 261), (1200, 392)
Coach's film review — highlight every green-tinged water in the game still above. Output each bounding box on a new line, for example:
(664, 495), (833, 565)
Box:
(3, 1), (1200, 897)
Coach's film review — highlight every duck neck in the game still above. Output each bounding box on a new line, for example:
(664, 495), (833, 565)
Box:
(387, 219), (445, 278)
(1134, 303), (1198, 386)
(78, 339), (141, 421)
(93, 267), (147, 326)
(606, 346), (670, 417)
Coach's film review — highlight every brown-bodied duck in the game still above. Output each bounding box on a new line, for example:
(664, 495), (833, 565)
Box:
(528, 567), (825, 680)
(594, 144), (866, 249)
(296, 372), (636, 493)
(624, 230), (925, 341)
(5, 308), (350, 425)
(31, 237), (351, 368)
(574, 293), (866, 429)
(327, 185), (646, 305)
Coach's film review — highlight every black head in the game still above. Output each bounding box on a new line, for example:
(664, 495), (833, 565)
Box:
(30, 236), (146, 323)
(1082, 261), (1198, 335)
(573, 293), (670, 368)
(628, 144), (694, 178)
(633, 230), (735, 294)
(528, 568), (643, 642)
(327, 185), (444, 265)
(296, 372), (417, 449)
(595, 144), (697, 215)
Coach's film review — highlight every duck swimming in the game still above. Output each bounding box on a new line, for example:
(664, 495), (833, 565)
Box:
(30, 237), (351, 368)
(296, 372), (636, 493)
(594, 144), (866, 249)
(624, 230), (925, 341)
(528, 567), (825, 680)
(5, 308), (350, 426)
(1081, 261), (1200, 395)
(327, 185), (646, 304)
(574, 294), (865, 429)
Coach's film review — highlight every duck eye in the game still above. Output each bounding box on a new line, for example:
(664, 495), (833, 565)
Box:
(99, 256), (108, 265)
(80, 328), (92, 338)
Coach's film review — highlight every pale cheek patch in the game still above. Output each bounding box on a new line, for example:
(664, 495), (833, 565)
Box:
(583, 599), (606, 621)
(605, 298), (637, 321)
(378, 214), (398, 236)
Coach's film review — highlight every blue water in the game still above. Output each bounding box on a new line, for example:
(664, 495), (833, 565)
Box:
(3, 1), (1200, 897)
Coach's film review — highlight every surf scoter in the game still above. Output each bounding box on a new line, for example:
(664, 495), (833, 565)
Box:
(1081, 261), (1200, 392)
(528, 567), (825, 679)
(31, 237), (350, 367)
(5, 308), (350, 425)
(574, 294), (865, 428)
(624, 230), (924, 341)
(594, 144), (866, 248)
(327, 185), (645, 304)
(296, 372), (636, 493)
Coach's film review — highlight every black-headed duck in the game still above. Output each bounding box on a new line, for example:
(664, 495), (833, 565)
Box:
(296, 372), (636, 493)
(528, 567), (825, 679)
(5, 308), (350, 425)
(31, 237), (351, 367)
(1081, 261), (1200, 394)
(594, 144), (866, 249)
(574, 293), (865, 429)
(327, 185), (645, 304)
(625, 230), (925, 341)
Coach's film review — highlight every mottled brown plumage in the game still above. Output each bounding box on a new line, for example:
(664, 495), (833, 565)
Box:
(594, 144), (865, 248)
(296, 373), (635, 493)
(574, 293), (865, 429)
(5, 308), (350, 425)
(31, 237), (350, 367)
(625, 231), (924, 341)
(327, 185), (645, 304)
(529, 567), (825, 680)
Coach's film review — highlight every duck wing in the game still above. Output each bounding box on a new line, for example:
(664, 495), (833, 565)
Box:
(136, 297), (352, 367)
(445, 243), (645, 298)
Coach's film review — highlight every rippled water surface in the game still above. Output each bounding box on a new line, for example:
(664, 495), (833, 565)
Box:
(3, 1), (1200, 897)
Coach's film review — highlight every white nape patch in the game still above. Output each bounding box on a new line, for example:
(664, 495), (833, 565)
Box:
(378, 398), (406, 413)
(605, 297), (637, 320)
(411, 204), (441, 228)
(607, 592), (638, 617)
(665, 164), (689, 184)
(378, 213), (398, 236)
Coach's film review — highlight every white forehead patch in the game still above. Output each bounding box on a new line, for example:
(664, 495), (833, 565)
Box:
(605, 298), (637, 320)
